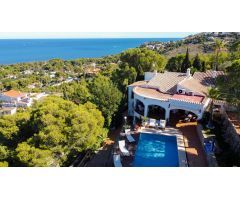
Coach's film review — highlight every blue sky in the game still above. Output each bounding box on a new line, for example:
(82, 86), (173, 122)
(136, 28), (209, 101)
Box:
(0, 32), (197, 39)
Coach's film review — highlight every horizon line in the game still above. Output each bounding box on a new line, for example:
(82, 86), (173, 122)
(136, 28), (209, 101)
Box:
(0, 32), (197, 39)
(0, 37), (183, 40)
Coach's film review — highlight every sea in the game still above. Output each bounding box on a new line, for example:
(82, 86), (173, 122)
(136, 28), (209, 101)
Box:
(0, 38), (180, 65)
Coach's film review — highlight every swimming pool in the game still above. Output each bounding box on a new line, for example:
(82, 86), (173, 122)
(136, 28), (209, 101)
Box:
(133, 133), (179, 167)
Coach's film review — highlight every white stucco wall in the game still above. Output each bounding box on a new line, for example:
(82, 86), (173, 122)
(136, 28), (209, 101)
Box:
(0, 95), (19, 102)
(128, 86), (135, 116)
(128, 86), (210, 123)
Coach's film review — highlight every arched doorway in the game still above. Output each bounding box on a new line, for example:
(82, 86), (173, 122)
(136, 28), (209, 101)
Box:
(147, 105), (166, 120)
(169, 109), (198, 125)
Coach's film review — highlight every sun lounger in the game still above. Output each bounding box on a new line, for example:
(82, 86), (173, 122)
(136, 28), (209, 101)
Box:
(118, 140), (130, 156)
(126, 133), (135, 143)
(159, 120), (166, 129)
(148, 118), (156, 127)
(124, 129), (135, 142)
(125, 129), (131, 134)
(113, 154), (122, 167)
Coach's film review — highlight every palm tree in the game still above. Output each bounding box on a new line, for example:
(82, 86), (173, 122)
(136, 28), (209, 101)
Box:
(208, 87), (221, 99)
(213, 39), (226, 71)
(206, 88), (221, 129)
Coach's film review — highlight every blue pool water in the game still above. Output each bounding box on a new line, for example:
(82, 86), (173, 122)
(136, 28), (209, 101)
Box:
(0, 38), (180, 64)
(133, 133), (179, 167)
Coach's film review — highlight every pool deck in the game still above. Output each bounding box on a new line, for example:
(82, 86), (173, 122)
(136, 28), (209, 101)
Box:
(177, 123), (208, 167)
(114, 127), (188, 167)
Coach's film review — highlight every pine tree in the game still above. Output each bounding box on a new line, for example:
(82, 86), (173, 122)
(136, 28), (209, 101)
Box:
(192, 54), (202, 71)
(181, 48), (191, 72)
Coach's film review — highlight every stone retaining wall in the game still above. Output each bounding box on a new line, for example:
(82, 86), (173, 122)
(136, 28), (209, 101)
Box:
(196, 123), (218, 167)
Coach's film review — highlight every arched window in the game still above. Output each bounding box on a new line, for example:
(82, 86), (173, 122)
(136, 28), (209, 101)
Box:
(135, 99), (145, 115)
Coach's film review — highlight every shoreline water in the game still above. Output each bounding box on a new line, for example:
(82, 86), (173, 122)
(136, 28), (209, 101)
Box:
(0, 38), (180, 65)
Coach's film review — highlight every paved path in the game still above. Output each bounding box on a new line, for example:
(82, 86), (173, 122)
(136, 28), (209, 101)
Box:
(177, 123), (208, 167)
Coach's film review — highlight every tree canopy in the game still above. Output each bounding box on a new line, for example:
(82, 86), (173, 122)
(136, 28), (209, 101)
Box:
(62, 79), (91, 104)
(0, 96), (107, 167)
(89, 75), (122, 127)
(111, 63), (137, 94)
(120, 48), (166, 78)
(216, 59), (240, 110)
(165, 54), (185, 72)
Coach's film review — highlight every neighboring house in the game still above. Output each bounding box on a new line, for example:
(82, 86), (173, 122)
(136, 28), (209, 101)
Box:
(128, 69), (224, 124)
(0, 89), (32, 108)
(30, 92), (48, 100)
(0, 107), (17, 116)
(23, 70), (33, 75)
(49, 71), (56, 78)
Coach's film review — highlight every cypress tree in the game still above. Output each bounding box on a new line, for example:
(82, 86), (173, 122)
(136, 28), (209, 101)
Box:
(192, 54), (202, 71)
(201, 61), (206, 72)
(181, 48), (191, 72)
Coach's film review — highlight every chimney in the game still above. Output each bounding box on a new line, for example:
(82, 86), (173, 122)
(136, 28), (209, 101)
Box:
(186, 68), (191, 77)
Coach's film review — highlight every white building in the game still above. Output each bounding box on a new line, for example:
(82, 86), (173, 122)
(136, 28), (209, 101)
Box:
(0, 107), (17, 116)
(0, 90), (32, 108)
(128, 69), (224, 124)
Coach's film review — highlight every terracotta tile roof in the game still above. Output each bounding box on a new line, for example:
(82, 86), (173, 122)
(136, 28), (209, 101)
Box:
(147, 72), (187, 94)
(178, 77), (209, 96)
(2, 90), (26, 98)
(193, 70), (225, 86)
(133, 87), (172, 101)
(171, 94), (205, 104)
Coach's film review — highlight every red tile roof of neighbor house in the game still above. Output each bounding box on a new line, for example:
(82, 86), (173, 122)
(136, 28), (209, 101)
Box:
(193, 70), (225, 86)
(2, 90), (26, 98)
(171, 94), (204, 104)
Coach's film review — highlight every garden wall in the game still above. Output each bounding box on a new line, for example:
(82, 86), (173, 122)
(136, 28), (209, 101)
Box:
(196, 123), (218, 167)
(220, 112), (240, 156)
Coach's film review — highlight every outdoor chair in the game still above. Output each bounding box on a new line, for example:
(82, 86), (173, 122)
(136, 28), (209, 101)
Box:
(124, 128), (135, 142)
(118, 140), (130, 156)
(126, 133), (135, 143)
(113, 154), (122, 167)
(159, 119), (166, 130)
(148, 118), (156, 127)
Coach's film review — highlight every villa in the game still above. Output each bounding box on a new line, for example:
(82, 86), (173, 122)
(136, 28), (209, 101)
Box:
(0, 89), (33, 108)
(112, 69), (224, 167)
(128, 69), (224, 125)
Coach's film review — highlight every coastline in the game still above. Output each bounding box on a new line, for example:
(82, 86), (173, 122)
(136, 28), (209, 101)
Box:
(0, 38), (180, 65)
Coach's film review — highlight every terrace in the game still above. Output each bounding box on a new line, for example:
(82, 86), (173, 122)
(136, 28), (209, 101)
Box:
(113, 117), (208, 167)
(113, 125), (188, 167)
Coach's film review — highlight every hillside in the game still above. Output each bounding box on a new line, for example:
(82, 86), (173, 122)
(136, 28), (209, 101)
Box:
(142, 32), (240, 58)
